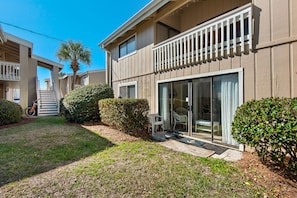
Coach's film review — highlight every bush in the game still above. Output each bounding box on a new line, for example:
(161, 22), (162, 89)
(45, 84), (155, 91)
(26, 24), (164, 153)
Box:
(99, 98), (149, 133)
(0, 99), (22, 126)
(232, 97), (297, 175)
(62, 84), (114, 123)
(59, 97), (65, 116)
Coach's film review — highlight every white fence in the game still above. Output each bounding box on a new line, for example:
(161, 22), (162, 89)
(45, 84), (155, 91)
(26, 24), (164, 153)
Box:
(0, 61), (20, 81)
(153, 4), (252, 72)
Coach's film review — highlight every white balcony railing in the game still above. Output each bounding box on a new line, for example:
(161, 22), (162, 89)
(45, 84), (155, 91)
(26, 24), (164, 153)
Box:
(153, 3), (253, 72)
(0, 61), (20, 81)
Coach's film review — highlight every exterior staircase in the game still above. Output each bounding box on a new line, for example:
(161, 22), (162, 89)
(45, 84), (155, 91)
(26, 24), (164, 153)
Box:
(38, 90), (59, 116)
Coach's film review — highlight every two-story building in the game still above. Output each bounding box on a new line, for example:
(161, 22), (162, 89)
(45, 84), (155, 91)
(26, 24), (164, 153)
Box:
(58, 69), (106, 97)
(99, 0), (297, 148)
(0, 26), (63, 116)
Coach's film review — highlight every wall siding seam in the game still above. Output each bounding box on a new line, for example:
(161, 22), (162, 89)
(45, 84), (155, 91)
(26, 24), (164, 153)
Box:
(269, 0), (272, 42)
(289, 0), (292, 37)
(256, 36), (297, 50)
(112, 72), (155, 84)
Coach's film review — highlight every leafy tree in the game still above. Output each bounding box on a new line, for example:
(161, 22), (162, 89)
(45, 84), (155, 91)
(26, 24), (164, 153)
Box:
(57, 40), (91, 90)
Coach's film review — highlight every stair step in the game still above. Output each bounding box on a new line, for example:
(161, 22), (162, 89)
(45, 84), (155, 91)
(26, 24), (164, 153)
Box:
(38, 90), (59, 116)
(38, 113), (59, 116)
(40, 101), (57, 104)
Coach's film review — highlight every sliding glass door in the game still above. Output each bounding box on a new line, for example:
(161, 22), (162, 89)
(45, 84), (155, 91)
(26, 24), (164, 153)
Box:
(192, 74), (238, 145)
(158, 73), (239, 146)
(215, 74), (239, 145)
(158, 80), (189, 132)
(192, 78), (214, 142)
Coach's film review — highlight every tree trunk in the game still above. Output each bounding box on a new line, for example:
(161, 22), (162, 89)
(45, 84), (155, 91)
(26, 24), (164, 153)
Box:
(71, 71), (77, 90)
(70, 59), (79, 90)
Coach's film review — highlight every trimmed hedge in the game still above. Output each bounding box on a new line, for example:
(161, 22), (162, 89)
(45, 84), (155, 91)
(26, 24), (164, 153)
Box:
(62, 84), (114, 123)
(232, 97), (297, 174)
(99, 98), (149, 133)
(0, 99), (22, 126)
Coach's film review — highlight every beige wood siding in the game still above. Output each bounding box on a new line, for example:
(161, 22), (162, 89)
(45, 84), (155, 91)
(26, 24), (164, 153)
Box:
(271, 0), (290, 41)
(19, 45), (29, 108)
(255, 48), (271, 99)
(111, 25), (154, 83)
(180, 0), (251, 32)
(28, 58), (37, 104)
(107, 0), (297, 112)
(292, 43), (297, 97)
(88, 72), (106, 84)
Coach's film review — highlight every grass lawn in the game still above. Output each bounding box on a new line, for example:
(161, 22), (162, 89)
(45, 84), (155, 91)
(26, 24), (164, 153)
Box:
(0, 117), (264, 197)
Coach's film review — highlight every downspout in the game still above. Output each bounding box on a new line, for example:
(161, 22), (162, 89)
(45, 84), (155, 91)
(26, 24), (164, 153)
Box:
(106, 51), (112, 88)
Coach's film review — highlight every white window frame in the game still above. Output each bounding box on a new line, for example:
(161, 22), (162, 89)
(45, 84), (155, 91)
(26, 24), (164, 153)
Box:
(118, 34), (137, 60)
(156, 68), (243, 112)
(155, 68), (244, 150)
(81, 75), (89, 86)
(118, 81), (138, 98)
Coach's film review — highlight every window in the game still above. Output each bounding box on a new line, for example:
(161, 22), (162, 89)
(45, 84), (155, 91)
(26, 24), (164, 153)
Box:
(119, 36), (136, 58)
(156, 22), (180, 44)
(81, 76), (89, 86)
(118, 81), (137, 98)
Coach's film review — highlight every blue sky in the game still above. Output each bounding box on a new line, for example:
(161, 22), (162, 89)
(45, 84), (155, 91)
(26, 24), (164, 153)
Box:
(0, 0), (150, 88)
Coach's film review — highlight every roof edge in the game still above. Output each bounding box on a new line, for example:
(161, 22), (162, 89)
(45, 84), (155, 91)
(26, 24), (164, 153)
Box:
(32, 54), (64, 69)
(60, 69), (105, 78)
(99, 0), (171, 48)
(77, 69), (105, 77)
(4, 32), (33, 48)
(0, 25), (7, 43)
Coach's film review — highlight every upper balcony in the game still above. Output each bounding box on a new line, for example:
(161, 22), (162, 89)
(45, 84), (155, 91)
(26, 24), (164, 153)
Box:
(152, 3), (253, 73)
(0, 61), (20, 81)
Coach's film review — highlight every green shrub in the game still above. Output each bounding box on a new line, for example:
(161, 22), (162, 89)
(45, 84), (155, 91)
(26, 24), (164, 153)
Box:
(59, 97), (65, 115)
(0, 99), (22, 126)
(99, 98), (149, 133)
(62, 84), (114, 123)
(232, 97), (297, 175)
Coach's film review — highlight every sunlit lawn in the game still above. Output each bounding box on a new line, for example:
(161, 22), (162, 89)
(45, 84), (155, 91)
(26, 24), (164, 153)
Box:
(0, 117), (263, 197)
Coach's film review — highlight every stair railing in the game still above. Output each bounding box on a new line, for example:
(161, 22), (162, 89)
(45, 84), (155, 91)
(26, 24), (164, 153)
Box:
(36, 77), (41, 115)
(50, 69), (60, 115)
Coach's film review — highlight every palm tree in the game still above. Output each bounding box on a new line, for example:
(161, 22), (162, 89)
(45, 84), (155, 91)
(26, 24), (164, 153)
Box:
(57, 40), (91, 90)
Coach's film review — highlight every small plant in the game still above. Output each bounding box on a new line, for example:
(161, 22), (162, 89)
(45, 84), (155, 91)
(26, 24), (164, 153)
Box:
(0, 99), (22, 126)
(62, 84), (114, 123)
(99, 98), (149, 134)
(232, 97), (297, 176)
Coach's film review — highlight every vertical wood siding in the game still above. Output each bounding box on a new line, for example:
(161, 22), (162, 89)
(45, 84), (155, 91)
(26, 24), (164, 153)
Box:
(108, 0), (297, 112)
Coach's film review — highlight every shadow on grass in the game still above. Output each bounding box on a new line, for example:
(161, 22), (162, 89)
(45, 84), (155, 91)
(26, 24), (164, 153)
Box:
(0, 117), (115, 187)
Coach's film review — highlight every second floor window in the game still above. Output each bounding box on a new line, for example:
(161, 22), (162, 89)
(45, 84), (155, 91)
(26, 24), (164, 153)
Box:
(119, 36), (136, 58)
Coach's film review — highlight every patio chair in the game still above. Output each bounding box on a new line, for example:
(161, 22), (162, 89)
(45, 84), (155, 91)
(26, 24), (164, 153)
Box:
(173, 111), (188, 131)
(147, 114), (164, 135)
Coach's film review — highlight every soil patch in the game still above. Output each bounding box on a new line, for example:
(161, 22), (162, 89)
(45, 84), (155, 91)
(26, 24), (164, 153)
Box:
(236, 152), (297, 197)
(81, 122), (152, 143)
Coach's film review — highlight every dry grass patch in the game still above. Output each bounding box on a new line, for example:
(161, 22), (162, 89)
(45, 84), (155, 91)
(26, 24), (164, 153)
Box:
(2, 117), (294, 197)
(0, 141), (261, 197)
(0, 117), (113, 186)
